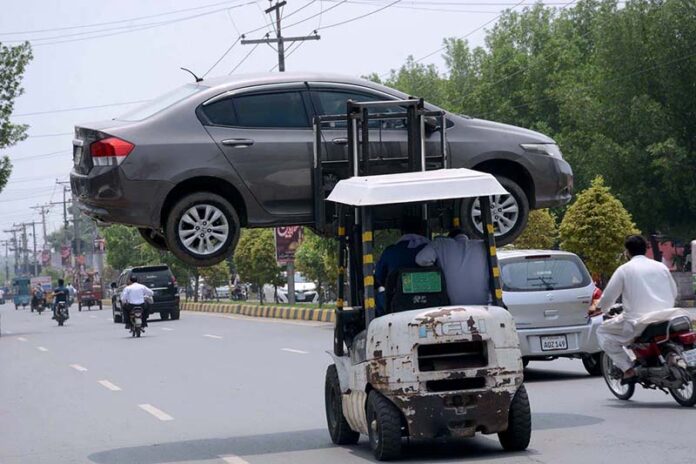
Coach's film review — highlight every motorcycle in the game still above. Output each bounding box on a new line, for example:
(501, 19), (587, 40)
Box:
(129, 306), (145, 338)
(601, 304), (696, 406)
(55, 301), (69, 327)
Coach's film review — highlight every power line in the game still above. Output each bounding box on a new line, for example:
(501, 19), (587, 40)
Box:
(230, 43), (261, 74)
(316, 0), (401, 30)
(283, 0), (348, 29)
(203, 36), (242, 78)
(13, 99), (148, 117)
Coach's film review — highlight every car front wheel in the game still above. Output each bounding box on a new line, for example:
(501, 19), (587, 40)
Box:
(164, 192), (240, 267)
(460, 176), (529, 246)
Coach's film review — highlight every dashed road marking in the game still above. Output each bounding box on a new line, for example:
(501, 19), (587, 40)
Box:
(17, 337), (27, 342)
(98, 380), (122, 391)
(220, 456), (249, 464)
(37, 346), (48, 352)
(203, 334), (223, 339)
(138, 404), (174, 421)
(161, 327), (174, 331)
(281, 348), (308, 354)
(70, 364), (88, 372)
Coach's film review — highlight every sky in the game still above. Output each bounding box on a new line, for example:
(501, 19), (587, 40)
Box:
(0, 0), (573, 246)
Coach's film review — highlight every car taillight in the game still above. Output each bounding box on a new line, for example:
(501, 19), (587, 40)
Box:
(90, 137), (134, 166)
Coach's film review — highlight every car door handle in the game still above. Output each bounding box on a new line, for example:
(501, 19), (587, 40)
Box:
(221, 138), (254, 148)
(332, 137), (348, 146)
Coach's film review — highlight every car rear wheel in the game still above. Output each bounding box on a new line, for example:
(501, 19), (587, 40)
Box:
(138, 228), (169, 251)
(160, 311), (170, 321)
(165, 192), (240, 267)
(460, 176), (529, 246)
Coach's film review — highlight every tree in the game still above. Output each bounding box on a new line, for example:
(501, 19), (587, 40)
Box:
(199, 262), (231, 300)
(102, 225), (150, 271)
(559, 176), (639, 280)
(295, 229), (338, 307)
(0, 41), (32, 193)
(234, 229), (284, 303)
(512, 209), (558, 250)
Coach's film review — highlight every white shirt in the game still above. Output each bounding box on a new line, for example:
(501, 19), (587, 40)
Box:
(121, 282), (154, 305)
(598, 255), (677, 320)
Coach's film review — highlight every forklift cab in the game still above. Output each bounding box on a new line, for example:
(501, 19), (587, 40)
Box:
(315, 100), (530, 461)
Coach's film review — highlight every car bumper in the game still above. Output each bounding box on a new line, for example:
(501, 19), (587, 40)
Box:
(70, 167), (171, 228)
(530, 157), (573, 209)
(517, 317), (602, 358)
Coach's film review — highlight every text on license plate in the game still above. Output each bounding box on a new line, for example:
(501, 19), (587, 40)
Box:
(541, 335), (568, 351)
(683, 348), (696, 367)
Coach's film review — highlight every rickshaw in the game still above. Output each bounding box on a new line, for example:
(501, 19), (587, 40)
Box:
(12, 277), (31, 310)
(313, 99), (530, 460)
(75, 270), (103, 311)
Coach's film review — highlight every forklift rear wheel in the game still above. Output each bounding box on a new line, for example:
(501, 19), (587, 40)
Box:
(325, 365), (359, 445)
(498, 385), (531, 451)
(367, 390), (402, 461)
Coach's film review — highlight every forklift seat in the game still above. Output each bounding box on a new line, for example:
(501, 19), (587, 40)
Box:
(385, 267), (450, 314)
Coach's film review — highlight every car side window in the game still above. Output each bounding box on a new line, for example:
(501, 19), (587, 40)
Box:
(312, 89), (405, 129)
(234, 91), (309, 128)
(202, 98), (237, 126)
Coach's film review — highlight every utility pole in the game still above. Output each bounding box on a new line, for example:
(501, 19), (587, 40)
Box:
(0, 240), (10, 284)
(31, 222), (38, 276)
(3, 228), (19, 275)
(31, 204), (51, 247)
(241, 0), (320, 72)
(51, 183), (73, 267)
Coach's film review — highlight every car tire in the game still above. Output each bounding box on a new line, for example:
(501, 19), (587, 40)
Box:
(366, 390), (403, 461)
(498, 385), (532, 452)
(171, 308), (180, 320)
(325, 365), (360, 445)
(138, 228), (169, 251)
(160, 311), (169, 321)
(165, 192), (240, 267)
(581, 353), (602, 376)
(460, 176), (529, 246)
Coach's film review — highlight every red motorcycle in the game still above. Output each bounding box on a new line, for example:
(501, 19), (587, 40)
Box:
(601, 305), (696, 407)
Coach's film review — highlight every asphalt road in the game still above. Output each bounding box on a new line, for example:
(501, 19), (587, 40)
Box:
(1, 302), (694, 464)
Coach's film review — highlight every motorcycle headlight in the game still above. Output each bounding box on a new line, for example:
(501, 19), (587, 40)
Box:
(520, 143), (563, 159)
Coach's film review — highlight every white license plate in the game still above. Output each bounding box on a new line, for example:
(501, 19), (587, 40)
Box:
(541, 335), (568, 351)
(684, 348), (696, 367)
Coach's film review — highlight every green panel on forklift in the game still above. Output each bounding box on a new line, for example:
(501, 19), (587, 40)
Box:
(402, 272), (442, 294)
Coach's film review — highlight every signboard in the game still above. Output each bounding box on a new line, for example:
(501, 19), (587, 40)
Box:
(30, 276), (53, 293)
(402, 271), (442, 294)
(61, 245), (71, 268)
(41, 249), (51, 267)
(274, 227), (303, 264)
(94, 237), (106, 253)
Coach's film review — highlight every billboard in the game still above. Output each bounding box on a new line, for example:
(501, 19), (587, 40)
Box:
(274, 226), (303, 264)
(61, 245), (72, 268)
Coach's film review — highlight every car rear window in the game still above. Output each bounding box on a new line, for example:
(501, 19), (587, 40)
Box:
(132, 268), (172, 288)
(500, 255), (591, 292)
(118, 84), (206, 121)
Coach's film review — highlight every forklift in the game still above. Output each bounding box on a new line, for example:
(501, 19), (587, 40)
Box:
(312, 99), (531, 460)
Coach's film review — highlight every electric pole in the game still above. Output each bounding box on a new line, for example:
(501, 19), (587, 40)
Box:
(3, 228), (19, 275)
(31, 204), (51, 247)
(241, 0), (320, 72)
(0, 240), (11, 284)
(50, 183), (73, 266)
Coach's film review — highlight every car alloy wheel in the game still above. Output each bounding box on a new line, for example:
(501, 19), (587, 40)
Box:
(471, 194), (519, 236)
(178, 204), (230, 256)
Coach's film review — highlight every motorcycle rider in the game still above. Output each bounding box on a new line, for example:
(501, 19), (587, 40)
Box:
(31, 284), (45, 311)
(52, 279), (69, 319)
(121, 275), (153, 330)
(590, 235), (678, 381)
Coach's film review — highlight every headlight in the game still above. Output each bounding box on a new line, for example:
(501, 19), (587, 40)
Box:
(520, 143), (563, 158)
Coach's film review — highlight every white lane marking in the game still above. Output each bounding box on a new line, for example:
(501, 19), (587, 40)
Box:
(98, 380), (122, 391)
(138, 403), (174, 421)
(37, 346), (49, 352)
(17, 337), (27, 342)
(70, 364), (88, 372)
(281, 348), (308, 354)
(161, 327), (174, 331)
(221, 456), (249, 464)
(203, 334), (223, 339)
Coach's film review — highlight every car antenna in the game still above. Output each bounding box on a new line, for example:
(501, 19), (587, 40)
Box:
(180, 67), (203, 83)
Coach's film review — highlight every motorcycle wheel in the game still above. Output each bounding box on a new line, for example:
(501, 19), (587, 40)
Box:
(58, 320), (64, 326)
(665, 346), (696, 407)
(600, 352), (635, 400)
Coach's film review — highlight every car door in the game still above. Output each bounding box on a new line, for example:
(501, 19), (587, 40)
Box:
(201, 84), (314, 218)
(500, 254), (594, 329)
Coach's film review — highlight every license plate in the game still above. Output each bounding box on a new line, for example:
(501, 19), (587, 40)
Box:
(684, 348), (696, 367)
(541, 335), (568, 351)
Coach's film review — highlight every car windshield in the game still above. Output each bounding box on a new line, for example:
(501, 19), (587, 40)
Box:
(118, 83), (206, 121)
(132, 269), (172, 288)
(500, 255), (590, 292)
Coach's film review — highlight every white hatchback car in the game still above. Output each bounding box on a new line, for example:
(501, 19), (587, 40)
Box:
(498, 249), (603, 375)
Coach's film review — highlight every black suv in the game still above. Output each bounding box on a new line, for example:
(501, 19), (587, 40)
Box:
(111, 265), (180, 323)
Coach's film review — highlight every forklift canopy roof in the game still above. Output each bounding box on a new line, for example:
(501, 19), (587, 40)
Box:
(326, 168), (507, 206)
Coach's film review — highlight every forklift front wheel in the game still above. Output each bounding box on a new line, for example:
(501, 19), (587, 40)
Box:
(498, 384), (532, 452)
(366, 390), (402, 461)
(325, 365), (359, 445)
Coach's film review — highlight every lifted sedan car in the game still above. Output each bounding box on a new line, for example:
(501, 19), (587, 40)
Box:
(498, 250), (603, 375)
(71, 72), (573, 266)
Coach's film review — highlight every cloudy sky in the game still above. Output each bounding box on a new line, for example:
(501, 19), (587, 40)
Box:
(0, 0), (570, 245)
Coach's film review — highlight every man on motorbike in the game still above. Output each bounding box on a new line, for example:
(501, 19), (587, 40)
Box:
(121, 275), (153, 330)
(31, 285), (45, 311)
(52, 279), (69, 319)
(590, 235), (678, 381)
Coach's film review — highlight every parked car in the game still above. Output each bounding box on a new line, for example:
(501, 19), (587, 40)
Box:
(111, 265), (180, 323)
(263, 272), (319, 304)
(71, 72), (573, 267)
(498, 249), (603, 375)
(215, 285), (231, 299)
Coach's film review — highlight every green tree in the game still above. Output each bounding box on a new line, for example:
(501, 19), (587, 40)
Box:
(102, 225), (150, 271)
(199, 262), (231, 300)
(295, 229), (338, 307)
(0, 41), (32, 193)
(234, 229), (284, 303)
(512, 209), (558, 250)
(559, 176), (639, 280)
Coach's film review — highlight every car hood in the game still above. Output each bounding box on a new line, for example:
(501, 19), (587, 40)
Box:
(454, 116), (555, 144)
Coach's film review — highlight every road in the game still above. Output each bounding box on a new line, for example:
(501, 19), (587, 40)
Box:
(1, 302), (694, 464)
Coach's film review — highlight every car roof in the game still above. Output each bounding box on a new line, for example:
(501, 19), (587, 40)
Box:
(327, 168), (507, 206)
(201, 71), (395, 90)
(498, 249), (580, 260)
